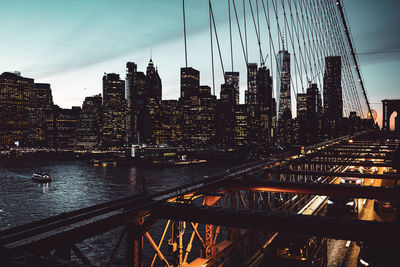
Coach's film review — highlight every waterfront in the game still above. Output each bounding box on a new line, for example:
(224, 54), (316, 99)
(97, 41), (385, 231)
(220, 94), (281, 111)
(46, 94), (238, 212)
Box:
(0, 159), (233, 265)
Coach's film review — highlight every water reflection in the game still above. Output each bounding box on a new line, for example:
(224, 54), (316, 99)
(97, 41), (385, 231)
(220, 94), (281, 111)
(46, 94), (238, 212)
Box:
(38, 182), (50, 193)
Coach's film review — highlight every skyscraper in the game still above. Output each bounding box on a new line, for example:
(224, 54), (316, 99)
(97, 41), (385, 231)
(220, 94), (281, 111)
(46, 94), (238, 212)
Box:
(256, 66), (274, 144)
(102, 73), (126, 150)
(28, 83), (53, 147)
(180, 67), (216, 147)
(245, 63), (258, 105)
(0, 72), (34, 148)
(222, 72), (240, 105)
(276, 50), (292, 145)
(76, 95), (102, 149)
(323, 56), (342, 137)
(180, 67), (200, 99)
(126, 62), (146, 145)
(145, 58), (162, 102)
(276, 50), (291, 121)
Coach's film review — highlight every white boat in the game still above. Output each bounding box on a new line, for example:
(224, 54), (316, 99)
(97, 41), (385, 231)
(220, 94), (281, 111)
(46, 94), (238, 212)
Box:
(32, 173), (51, 183)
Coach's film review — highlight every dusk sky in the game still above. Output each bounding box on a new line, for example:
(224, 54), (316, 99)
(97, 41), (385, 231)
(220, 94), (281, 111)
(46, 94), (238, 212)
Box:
(0, 0), (399, 126)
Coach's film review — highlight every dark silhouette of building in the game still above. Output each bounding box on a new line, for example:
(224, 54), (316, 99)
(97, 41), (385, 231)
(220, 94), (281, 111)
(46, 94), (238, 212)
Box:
(256, 66), (274, 145)
(102, 73), (126, 150)
(126, 62), (147, 145)
(234, 104), (249, 147)
(145, 58), (162, 102)
(276, 50), (291, 121)
(216, 72), (240, 149)
(245, 63), (258, 105)
(221, 72), (239, 105)
(296, 83), (322, 145)
(152, 100), (182, 146)
(180, 68), (216, 147)
(296, 93), (307, 144)
(323, 56), (342, 138)
(76, 95), (102, 149)
(0, 72), (34, 148)
(45, 105), (81, 149)
(28, 83), (54, 147)
(180, 67), (200, 99)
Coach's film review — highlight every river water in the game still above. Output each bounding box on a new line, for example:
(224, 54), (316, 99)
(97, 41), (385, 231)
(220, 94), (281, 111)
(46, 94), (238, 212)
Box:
(0, 159), (232, 265)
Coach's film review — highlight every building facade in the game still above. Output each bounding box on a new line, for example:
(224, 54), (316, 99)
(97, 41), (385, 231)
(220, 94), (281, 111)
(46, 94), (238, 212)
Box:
(0, 72), (34, 148)
(102, 73), (126, 150)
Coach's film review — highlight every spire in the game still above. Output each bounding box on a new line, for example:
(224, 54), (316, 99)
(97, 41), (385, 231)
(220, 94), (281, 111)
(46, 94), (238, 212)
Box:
(282, 35), (285, 51)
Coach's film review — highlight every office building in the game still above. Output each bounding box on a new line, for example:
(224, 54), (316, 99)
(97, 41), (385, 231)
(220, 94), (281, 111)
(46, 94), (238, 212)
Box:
(102, 73), (126, 150)
(76, 95), (102, 149)
(0, 72), (34, 148)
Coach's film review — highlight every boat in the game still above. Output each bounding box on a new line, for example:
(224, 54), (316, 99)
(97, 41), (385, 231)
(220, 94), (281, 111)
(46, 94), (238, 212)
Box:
(32, 173), (51, 183)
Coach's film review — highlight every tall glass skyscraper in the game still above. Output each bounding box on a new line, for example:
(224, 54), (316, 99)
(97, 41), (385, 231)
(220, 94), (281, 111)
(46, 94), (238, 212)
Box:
(276, 50), (291, 121)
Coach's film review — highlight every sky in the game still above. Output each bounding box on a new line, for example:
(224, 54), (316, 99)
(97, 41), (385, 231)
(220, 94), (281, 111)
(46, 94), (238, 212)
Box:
(0, 0), (399, 127)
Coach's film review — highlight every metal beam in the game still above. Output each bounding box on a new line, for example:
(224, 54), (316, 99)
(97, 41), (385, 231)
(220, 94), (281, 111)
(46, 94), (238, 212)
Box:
(151, 203), (398, 243)
(265, 169), (397, 180)
(291, 160), (392, 168)
(229, 181), (399, 200)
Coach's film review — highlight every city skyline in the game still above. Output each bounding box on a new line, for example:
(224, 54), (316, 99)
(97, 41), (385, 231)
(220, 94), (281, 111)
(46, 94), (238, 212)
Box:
(0, 0), (399, 127)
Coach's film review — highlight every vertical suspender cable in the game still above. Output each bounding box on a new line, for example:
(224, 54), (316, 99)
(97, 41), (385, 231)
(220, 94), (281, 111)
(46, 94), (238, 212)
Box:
(209, 1), (216, 95)
(228, 0), (234, 71)
(182, 0), (188, 68)
(232, 0), (249, 66)
(209, 0), (226, 81)
(243, 0), (248, 63)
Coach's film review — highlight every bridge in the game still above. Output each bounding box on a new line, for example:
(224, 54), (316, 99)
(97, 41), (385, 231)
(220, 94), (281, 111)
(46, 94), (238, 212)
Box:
(1, 0), (398, 266)
(1, 130), (398, 266)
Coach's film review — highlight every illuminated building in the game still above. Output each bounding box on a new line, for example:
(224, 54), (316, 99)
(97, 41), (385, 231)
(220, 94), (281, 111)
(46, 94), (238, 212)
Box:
(102, 73), (126, 150)
(221, 72), (239, 105)
(126, 62), (147, 145)
(306, 84), (323, 143)
(296, 83), (322, 145)
(0, 72), (34, 148)
(45, 106), (81, 149)
(323, 56), (342, 137)
(276, 50), (291, 121)
(296, 93), (307, 144)
(276, 50), (292, 146)
(256, 66), (274, 144)
(152, 100), (182, 146)
(245, 63), (258, 105)
(28, 83), (53, 147)
(145, 58), (162, 102)
(180, 67), (199, 99)
(180, 69), (216, 147)
(234, 104), (248, 147)
(76, 95), (102, 149)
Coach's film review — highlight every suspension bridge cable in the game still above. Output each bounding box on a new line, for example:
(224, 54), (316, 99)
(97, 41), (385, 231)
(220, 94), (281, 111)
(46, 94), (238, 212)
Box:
(209, 0), (226, 81)
(243, 0), (248, 62)
(232, 0), (249, 66)
(248, 0), (265, 66)
(209, 0), (216, 95)
(228, 0), (234, 71)
(182, 0), (188, 67)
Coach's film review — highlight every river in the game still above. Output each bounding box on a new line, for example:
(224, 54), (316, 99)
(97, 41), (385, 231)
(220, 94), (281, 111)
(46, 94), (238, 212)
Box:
(0, 159), (232, 265)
